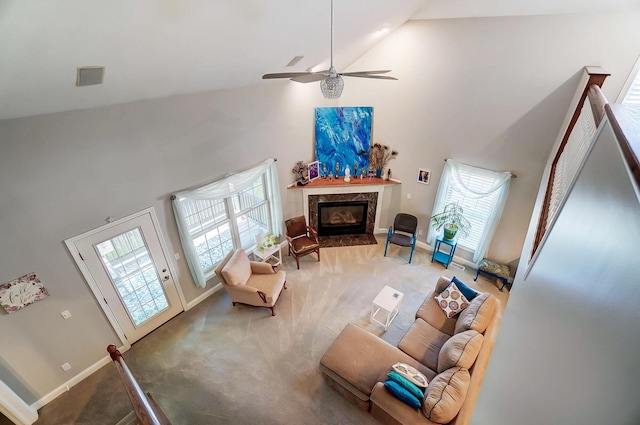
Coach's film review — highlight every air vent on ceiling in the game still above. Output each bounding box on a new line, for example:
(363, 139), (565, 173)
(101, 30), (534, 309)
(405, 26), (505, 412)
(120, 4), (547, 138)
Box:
(286, 56), (304, 67)
(76, 66), (105, 87)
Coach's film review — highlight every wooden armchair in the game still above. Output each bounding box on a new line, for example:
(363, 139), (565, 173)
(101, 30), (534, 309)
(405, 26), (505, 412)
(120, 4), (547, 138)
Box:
(214, 249), (287, 316)
(284, 216), (320, 269)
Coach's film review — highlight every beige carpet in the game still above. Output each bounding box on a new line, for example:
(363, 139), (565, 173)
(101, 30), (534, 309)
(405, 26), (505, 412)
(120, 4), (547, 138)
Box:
(31, 237), (509, 425)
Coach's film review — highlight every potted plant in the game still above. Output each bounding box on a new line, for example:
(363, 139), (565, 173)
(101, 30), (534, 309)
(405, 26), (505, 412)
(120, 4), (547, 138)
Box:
(430, 202), (471, 240)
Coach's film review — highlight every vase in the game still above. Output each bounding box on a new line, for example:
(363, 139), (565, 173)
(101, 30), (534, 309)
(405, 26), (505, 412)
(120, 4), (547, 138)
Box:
(375, 169), (382, 178)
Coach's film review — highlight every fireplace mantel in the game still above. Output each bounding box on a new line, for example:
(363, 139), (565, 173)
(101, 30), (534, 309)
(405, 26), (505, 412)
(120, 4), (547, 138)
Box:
(290, 178), (401, 234)
(287, 177), (400, 190)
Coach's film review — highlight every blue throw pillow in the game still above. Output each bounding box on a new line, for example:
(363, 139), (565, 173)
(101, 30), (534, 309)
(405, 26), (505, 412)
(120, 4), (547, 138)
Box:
(386, 371), (424, 400)
(451, 276), (478, 301)
(384, 380), (422, 409)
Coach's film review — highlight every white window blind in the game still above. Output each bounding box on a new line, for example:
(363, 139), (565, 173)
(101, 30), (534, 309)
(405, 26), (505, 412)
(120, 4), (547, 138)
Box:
(547, 100), (597, 235)
(622, 68), (640, 105)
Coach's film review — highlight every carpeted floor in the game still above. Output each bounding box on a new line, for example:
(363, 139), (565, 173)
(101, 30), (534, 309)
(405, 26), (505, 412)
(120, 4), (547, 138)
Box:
(29, 237), (509, 425)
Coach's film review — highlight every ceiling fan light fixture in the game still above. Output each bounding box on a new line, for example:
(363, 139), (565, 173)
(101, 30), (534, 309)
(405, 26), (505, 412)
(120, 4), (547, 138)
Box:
(320, 74), (344, 99)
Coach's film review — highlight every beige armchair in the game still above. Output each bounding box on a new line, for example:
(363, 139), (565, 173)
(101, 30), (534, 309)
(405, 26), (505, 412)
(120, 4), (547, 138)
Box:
(214, 249), (287, 316)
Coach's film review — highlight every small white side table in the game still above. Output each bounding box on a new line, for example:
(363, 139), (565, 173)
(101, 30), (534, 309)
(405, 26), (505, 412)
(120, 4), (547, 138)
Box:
(371, 285), (404, 331)
(253, 243), (282, 267)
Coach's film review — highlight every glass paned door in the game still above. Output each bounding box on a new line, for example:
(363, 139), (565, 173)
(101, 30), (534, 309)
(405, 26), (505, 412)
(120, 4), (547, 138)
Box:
(68, 209), (183, 344)
(96, 228), (170, 326)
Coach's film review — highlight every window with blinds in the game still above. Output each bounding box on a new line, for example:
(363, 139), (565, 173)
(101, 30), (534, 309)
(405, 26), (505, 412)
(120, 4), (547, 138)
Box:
(441, 171), (501, 252)
(622, 68), (640, 105)
(547, 100), (598, 231)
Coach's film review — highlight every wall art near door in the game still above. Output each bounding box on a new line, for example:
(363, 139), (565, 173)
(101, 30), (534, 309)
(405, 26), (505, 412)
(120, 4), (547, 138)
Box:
(315, 107), (372, 176)
(0, 272), (49, 313)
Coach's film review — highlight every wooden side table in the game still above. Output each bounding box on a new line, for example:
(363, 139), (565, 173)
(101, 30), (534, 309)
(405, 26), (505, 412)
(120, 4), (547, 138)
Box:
(431, 235), (458, 269)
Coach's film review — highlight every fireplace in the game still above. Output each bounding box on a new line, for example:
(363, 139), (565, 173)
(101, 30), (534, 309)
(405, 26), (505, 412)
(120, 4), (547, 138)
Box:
(318, 200), (368, 236)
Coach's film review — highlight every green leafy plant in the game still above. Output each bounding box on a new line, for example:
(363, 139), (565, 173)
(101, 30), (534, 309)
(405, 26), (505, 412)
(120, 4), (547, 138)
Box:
(430, 202), (471, 239)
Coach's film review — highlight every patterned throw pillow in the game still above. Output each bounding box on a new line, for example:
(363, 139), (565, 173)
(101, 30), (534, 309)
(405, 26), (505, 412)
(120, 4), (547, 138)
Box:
(434, 282), (470, 318)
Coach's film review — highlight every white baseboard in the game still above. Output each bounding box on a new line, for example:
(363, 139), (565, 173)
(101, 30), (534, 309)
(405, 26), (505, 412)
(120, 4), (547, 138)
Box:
(30, 286), (221, 411)
(31, 344), (129, 410)
(185, 283), (222, 311)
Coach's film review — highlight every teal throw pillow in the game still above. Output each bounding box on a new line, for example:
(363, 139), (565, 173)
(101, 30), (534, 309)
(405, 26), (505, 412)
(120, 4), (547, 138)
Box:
(387, 371), (425, 400)
(451, 276), (478, 301)
(384, 380), (422, 409)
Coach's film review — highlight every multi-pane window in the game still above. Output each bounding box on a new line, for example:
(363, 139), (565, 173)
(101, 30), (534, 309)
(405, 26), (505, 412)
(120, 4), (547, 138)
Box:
(441, 172), (501, 252)
(179, 175), (270, 274)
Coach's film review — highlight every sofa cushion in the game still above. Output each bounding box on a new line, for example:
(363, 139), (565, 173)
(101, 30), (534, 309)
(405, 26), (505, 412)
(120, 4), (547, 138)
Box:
(370, 382), (440, 425)
(415, 293), (457, 336)
(398, 318), (450, 371)
(221, 249), (251, 286)
(384, 380), (422, 409)
(454, 292), (497, 334)
(422, 367), (470, 424)
(434, 281), (470, 318)
(437, 330), (484, 373)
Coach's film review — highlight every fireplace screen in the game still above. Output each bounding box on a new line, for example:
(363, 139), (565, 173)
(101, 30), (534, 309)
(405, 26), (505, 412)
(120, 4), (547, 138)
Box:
(318, 201), (368, 236)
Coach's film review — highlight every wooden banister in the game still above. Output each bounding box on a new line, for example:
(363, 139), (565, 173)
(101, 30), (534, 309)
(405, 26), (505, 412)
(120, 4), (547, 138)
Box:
(531, 66), (610, 258)
(107, 345), (172, 425)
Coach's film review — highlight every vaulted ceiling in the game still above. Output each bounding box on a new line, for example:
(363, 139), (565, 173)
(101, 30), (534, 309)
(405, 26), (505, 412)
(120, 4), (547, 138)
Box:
(1, 0), (637, 120)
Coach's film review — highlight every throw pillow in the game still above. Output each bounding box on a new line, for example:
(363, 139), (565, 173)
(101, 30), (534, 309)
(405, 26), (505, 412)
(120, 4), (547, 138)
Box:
(386, 371), (425, 401)
(384, 380), (422, 409)
(451, 276), (479, 301)
(454, 292), (497, 334)
(391, 362), (429, 388)
(437, 330), (484, 373)
(422, 367), (470, 423)
(434, 282), (470, 318)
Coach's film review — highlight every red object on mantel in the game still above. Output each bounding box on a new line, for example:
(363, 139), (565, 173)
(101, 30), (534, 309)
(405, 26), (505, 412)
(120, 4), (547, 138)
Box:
(287, 177), (400, 189)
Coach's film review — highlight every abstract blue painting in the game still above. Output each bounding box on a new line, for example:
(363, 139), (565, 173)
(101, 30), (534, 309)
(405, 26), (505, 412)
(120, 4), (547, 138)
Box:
(315, 107), (372, 176)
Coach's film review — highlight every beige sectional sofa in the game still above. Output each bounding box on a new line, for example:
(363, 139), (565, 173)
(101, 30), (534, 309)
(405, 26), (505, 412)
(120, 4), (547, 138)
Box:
(319, 276), (498, 425)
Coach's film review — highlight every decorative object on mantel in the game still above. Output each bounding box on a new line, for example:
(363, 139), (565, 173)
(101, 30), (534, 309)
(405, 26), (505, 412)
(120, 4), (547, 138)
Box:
(418, 169), (431, 184)
(292, 160), (309, 186)
(0, 272), (49, 314)
(386, 169), (392, 181)
(315, 107), (373, 177)
(308, 161), (320, 181)
(344, 165), (351, 182)
(369, 143), (398, 178)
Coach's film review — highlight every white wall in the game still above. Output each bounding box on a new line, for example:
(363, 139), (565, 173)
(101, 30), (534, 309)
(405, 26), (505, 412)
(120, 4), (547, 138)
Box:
(0, 9), (639, 409)
(471, 114), (640, 424)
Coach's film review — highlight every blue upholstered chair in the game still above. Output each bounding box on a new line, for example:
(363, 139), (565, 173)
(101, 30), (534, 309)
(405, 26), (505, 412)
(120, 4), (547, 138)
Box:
(384, 213), (418, 263)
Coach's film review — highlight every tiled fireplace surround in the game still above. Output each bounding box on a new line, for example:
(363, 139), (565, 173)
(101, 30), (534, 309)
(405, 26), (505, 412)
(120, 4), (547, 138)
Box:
(301, 183), (393, 237)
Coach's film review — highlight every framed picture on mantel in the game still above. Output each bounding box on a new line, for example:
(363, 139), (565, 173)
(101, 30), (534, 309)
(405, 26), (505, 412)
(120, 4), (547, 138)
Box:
(308, 161), (320, 181)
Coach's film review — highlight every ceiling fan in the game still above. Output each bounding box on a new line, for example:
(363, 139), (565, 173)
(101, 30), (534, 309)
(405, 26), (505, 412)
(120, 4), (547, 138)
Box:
(262, 0), (397, 99)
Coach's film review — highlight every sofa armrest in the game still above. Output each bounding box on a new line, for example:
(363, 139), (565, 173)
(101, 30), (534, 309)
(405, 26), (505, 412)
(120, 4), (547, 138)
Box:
(370, 382), (439, 425)
(250, 261), (275, 274)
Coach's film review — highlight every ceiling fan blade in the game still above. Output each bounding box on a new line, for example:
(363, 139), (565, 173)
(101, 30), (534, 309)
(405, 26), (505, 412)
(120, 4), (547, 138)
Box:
(262, 72), (315, 80)
(290, 73), (329, 83)
(341, 70), (392, 76)
(341, 74), (398, 80)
